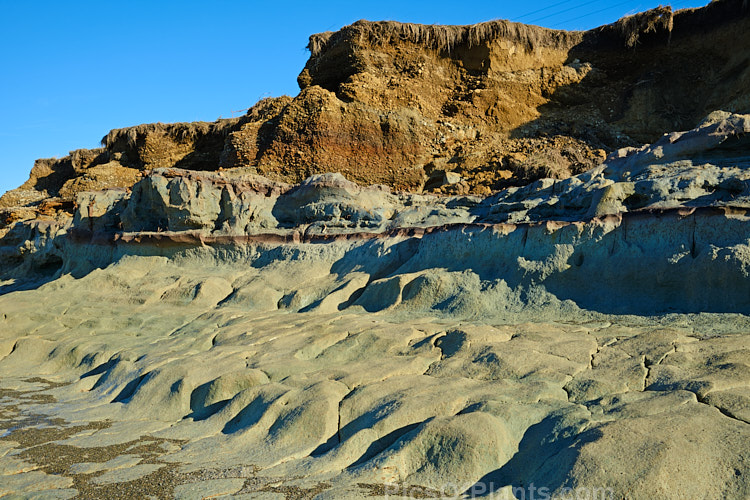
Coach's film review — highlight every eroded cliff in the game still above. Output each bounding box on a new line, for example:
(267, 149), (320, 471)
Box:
(1, 2), (750, 498)
(3, 0), (750, 227)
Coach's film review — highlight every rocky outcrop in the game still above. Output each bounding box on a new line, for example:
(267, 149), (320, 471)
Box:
(3, 0), (750, 222)
(3, 112), (750, 318)
(2, 4), (750, 498)
(0, 148), (139, 228)
(487, 111), (750, 222)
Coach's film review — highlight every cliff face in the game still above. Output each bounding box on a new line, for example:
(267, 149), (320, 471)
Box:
(3, 0), (749, 226)
(2, 4), (750, 497)
(286, 1), (750, 185)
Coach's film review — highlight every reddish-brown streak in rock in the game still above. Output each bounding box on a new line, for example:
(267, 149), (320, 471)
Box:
(67, 205), (750, 250)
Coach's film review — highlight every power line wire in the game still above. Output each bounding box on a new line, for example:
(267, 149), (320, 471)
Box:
(551, 0), (707, 29)
(549, 0), (639, 28)
(668, 1), (703, 11)
(526, 0), (606, 25)
(512, 0), (578, 21)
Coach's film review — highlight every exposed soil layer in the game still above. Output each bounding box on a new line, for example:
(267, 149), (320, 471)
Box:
(2, 0), (749, 227)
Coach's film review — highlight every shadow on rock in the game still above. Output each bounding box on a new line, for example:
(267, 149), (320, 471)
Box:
(464, 415), (603, 498)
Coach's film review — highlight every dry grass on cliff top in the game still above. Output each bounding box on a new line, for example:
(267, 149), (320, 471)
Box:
(614, 5), (673, 48)
(308, 19), (584, 57)
(102, 119), (242, 149)
(308, 5), (693, 57)
(101, 96), (295, 150)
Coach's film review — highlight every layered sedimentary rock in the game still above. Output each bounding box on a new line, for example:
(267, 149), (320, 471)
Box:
(2, 2), (750, 498)
(2, 0), (750, 224)
(1, 115), (750, 499)
(4, 112), (750, 316)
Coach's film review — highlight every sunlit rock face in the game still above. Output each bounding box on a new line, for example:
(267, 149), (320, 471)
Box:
(2, 2), (750, 497)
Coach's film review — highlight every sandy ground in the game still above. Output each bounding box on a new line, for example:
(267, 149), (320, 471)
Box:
(0, 255), (748, 499)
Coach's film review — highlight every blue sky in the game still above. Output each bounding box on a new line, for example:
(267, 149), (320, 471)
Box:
(0, 0), (708, 196)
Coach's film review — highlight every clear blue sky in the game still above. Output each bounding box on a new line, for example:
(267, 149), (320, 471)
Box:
(0, 0), (707, 196)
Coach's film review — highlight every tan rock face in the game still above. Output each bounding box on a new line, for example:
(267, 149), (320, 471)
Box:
(249, 86), (430, 191)
(4, 2), (750, 222)
(57, 162), (140, 201)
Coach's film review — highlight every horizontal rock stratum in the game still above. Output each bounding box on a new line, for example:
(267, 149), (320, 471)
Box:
(1, 2), (750, 498)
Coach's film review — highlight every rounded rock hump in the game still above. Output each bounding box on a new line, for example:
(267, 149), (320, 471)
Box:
(273, 173), (396, 229)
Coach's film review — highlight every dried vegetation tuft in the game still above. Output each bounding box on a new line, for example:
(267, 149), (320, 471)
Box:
(613, 5), (674, 48)
(308, 19), (584, 57)
(102, 119), (242, 149)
